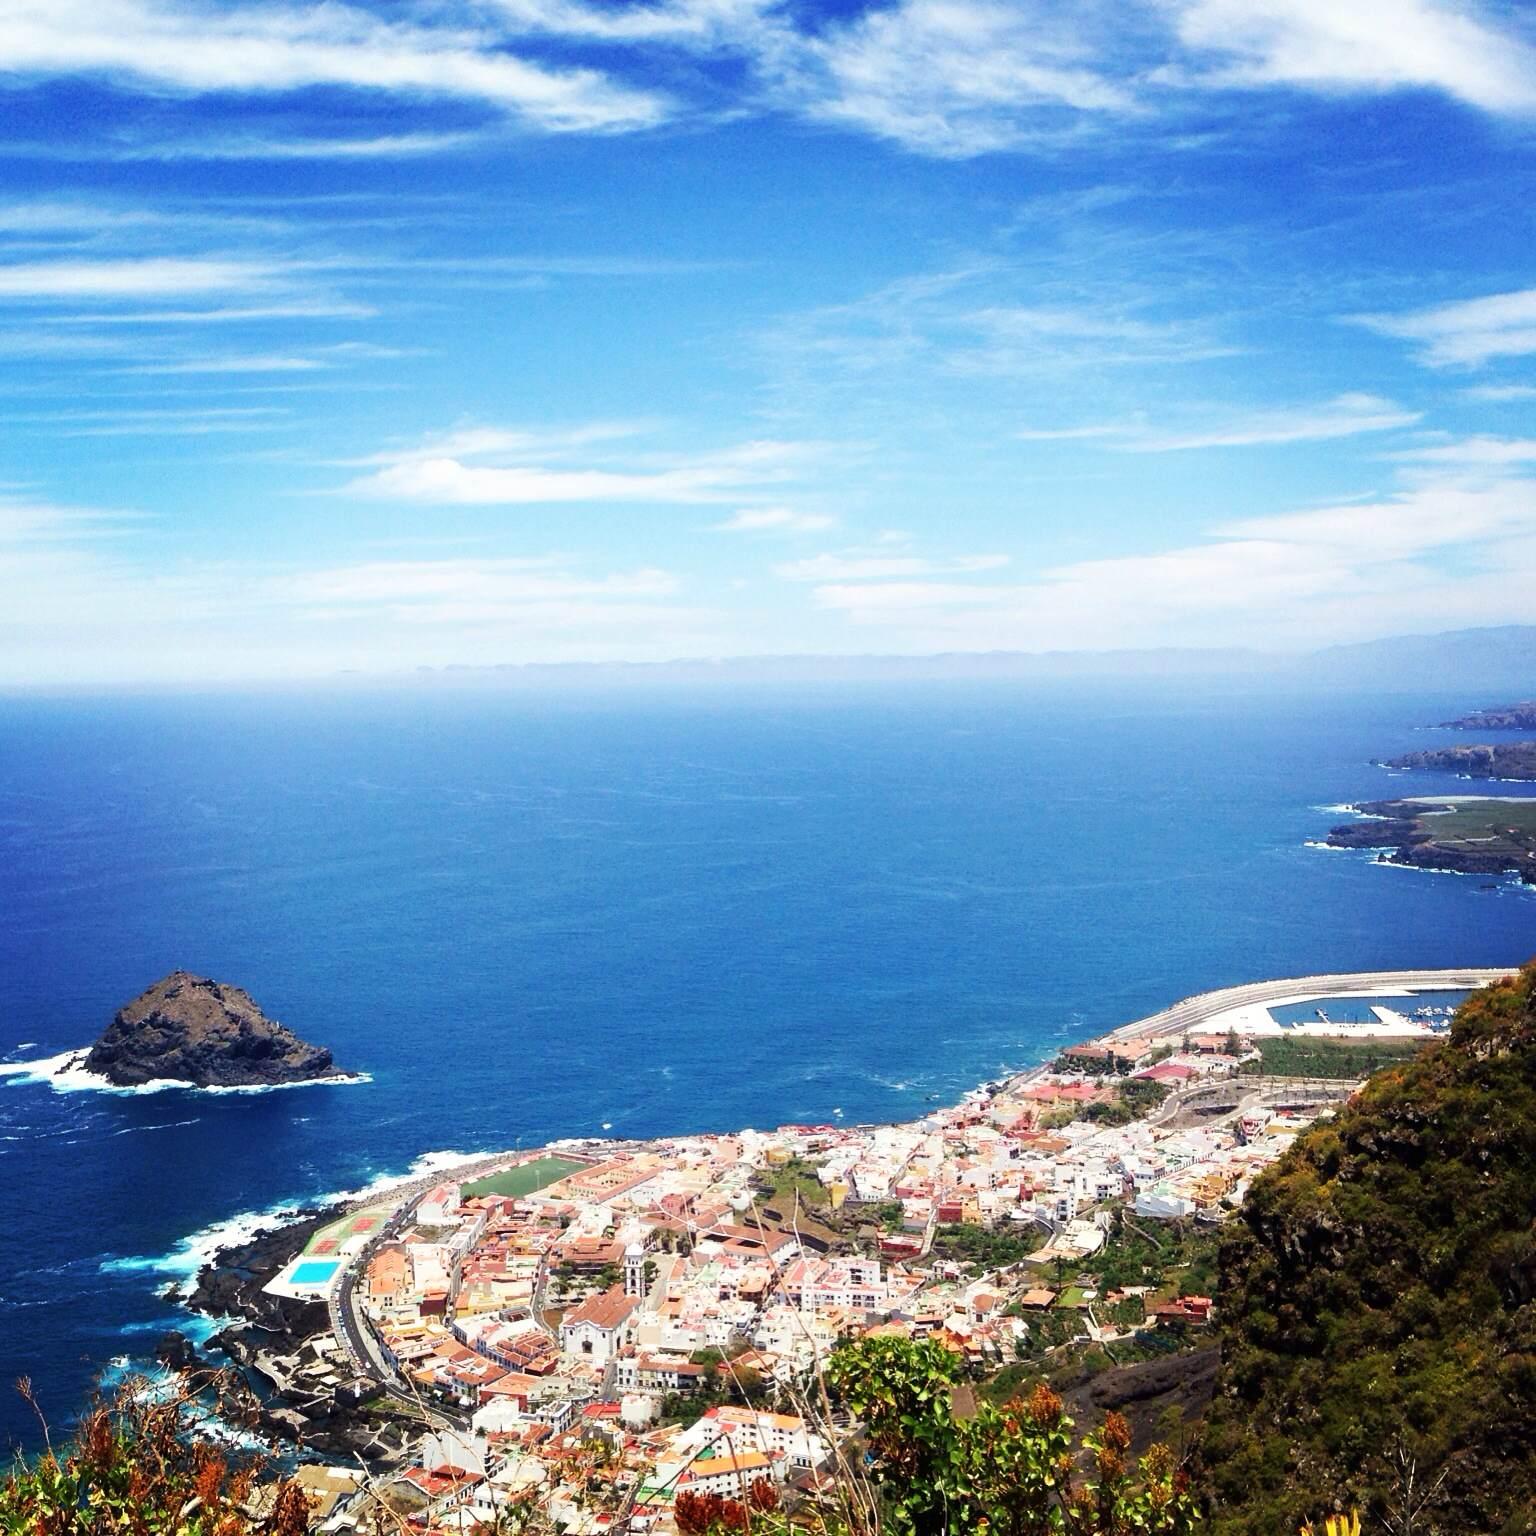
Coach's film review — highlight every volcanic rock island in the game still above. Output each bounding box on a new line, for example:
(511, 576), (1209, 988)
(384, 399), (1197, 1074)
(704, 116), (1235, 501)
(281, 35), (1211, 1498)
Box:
(84, 971), (346, 1088)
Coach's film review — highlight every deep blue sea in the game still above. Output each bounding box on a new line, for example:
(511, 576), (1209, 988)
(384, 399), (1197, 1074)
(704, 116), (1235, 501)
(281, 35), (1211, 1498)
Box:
(2, 681), (1533, 1451)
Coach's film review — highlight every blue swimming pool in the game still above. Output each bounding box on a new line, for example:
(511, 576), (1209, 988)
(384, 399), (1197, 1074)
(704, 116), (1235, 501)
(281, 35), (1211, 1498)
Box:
(290, 1259), (341, 1287)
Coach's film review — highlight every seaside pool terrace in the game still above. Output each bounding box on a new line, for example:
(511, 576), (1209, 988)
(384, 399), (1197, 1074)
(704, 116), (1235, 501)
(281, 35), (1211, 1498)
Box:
(288, 1259), (342, 1289)
(461, 1155), (588, 1200)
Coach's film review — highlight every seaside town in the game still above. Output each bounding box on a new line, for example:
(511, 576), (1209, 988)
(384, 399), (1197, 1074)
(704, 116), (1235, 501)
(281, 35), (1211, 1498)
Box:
(205, 973), (1490, 1536)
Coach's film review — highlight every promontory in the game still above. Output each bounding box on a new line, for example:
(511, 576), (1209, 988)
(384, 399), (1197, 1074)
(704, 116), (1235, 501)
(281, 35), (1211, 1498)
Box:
(1438, 700), (1536, 730)
(1325, 797), (1536, 884)
(83, 971), (346, 1088)
(1379, 740), (1536, 779)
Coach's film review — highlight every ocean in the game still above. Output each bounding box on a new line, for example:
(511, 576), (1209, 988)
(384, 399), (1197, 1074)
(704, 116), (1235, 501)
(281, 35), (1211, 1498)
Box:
(1, 680), (1532, 1451)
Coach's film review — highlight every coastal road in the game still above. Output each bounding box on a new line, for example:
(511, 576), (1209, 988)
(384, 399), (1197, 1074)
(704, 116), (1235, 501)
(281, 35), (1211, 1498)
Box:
(1107, 967), (1512, 1044)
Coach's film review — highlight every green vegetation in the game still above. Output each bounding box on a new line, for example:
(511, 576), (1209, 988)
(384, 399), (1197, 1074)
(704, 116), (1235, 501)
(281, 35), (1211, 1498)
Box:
(929, 1222), (1033, 1268)
(1083, 1077), (1170, 1125)
(1240, 1032), (1425, 1079)
(1205, 960), (1536, 1534)
(1, 1376), (312, 1534)
(460, 1155), (587, 1200)
(1414, 796), (1536, 836)
(825, 1336), (1196, 1536)
(1090, 1217), (1219, 1298)
(753, 1155), (829, 1210)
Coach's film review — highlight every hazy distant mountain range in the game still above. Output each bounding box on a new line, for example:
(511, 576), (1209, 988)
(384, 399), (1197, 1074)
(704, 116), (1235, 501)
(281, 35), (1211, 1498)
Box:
(391, 625), (1536, 693)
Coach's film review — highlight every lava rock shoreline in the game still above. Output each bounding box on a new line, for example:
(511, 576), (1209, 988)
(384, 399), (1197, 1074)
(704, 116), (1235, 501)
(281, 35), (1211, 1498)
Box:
(178, 1207), (419, 1464)
(85, 972), (347, 1089)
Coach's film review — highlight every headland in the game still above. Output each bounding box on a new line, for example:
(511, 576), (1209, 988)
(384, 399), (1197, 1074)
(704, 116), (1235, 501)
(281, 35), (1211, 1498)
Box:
(1325, 797), (1536, 884)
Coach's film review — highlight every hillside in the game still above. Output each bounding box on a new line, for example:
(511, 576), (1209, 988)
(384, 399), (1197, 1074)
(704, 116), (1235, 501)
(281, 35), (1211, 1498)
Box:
(1203, 962), (1536, 1534)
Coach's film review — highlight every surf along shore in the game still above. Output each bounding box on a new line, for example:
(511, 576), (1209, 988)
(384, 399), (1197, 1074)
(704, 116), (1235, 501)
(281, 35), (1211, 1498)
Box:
(175, 965), (1513, 1463)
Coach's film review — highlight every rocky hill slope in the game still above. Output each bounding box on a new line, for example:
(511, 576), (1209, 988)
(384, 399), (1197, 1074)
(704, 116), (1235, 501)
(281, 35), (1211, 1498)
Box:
(1203, 961), (1536, 1533)
(84, 971), (344, 1088)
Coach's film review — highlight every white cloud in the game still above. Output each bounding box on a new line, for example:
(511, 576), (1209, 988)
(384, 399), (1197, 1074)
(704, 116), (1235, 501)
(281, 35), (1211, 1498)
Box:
(1127, 393), (1419, 450)
(277, 557), (676, 607)
(0, 494), (144, 541)
(123, 351), (331, 374)
(48, 301), (377, 325)
(0, 256), (280, 298)
(1015, 423), (1127, 442)
(1353, 287), (1536, 367)
(1167, 0), (1536, 114)
(1017, 395), (1418, 452)
(711, 507), (836, 533)
(1390, 435), (1536, 468)
(0, 0), (1532, 174)
(808, 478), (1536, 650)
(777, 552), (1010, 581)
(344, 425), (821, 506)
(134, 132), (485, 161)
(790, 0), (1136, 156)
(0, 0), (667, 133)
(1462, 383), (1536, 402)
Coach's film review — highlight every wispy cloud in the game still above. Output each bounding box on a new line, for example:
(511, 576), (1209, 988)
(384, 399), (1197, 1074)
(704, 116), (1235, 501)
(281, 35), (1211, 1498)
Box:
(122, 351), (331, 375)
(1461, 383), (1536, 402)
(1, 0), (1532, 174)
(1126, 393), (1418, 451)
(0, 493), (146, 541)
(343, 423), (824, 506)
(711, 507), (836, 533)
(277, 556), (676, 609)
(125, 132), (486, 161)
(1391, 435), (1536, 470)
(1017, 394), (1418, 451)
(0, 256), (282, 299)
(46, 301), (377, 325)
(0, 0), (669, 134)
(1352, 287), (1536, 367)
(776, 552), (1009, 581)
(808, 479), (1536, 650)
(785, 0), (1140, 157)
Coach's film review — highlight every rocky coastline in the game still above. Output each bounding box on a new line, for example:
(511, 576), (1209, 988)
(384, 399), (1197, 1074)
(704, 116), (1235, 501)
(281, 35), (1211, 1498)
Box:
(1438, 701), (1536, 730)
(1379, 741), (1536, 780)
(85, 972), (347, 1089)
(1325, 798), (1536, 885)
(177, 1205), (422, 1464)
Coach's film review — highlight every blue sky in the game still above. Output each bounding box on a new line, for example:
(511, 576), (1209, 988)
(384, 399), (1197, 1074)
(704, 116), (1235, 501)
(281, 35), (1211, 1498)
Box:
(2, 0), (1536, 683)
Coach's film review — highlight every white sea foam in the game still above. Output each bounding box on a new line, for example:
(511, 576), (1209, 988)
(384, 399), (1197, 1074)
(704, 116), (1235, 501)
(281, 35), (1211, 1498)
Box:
(0, 1048), (371, 1096)
(102, 1148), (486, 1299)
(1303, 840), (1354, 851)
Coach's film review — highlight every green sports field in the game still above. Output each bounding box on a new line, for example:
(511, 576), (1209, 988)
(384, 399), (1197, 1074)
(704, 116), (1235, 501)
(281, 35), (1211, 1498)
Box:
(460, 1155), (588, 1199)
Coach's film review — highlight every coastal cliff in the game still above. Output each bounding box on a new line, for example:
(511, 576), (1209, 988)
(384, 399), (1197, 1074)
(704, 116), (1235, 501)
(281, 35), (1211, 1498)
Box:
(1381, 740), (1536, 779)
(84, 971), (344, 1088)
(1439, 701), (1536, 730)
(1325, 798), (1536, 884)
